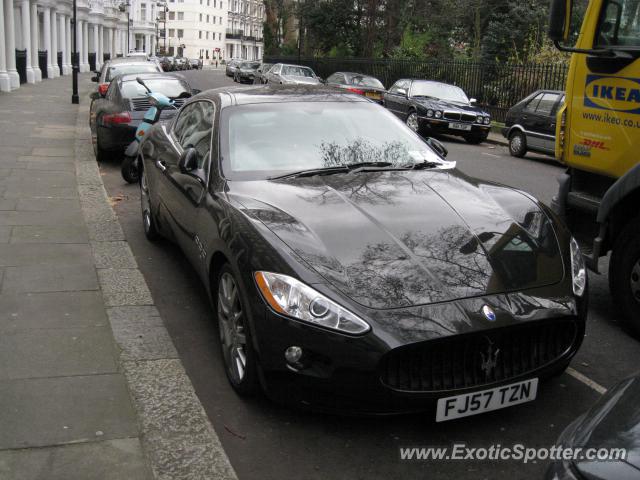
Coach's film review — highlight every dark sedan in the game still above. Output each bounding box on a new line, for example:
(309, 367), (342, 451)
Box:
(326, 71), (386, 103)
(138, 85), (587, 416)
(234, 61), (261, 83)
(89, 73), (193, 161)
(252, 63), (272, 84)
(225, 59), (242, 77)
(546, 374), (640, 480)
(384, 79), (491, 144)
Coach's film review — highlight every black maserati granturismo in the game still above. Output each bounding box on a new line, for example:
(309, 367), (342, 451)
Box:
(137, 85), (587, 418)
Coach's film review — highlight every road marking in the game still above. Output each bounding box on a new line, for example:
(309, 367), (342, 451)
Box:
(567, 367), (607, 395)
(481, 152), (500, 158)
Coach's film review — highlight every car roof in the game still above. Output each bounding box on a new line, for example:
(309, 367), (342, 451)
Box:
(192, 84), (370, 108)
(118, 72), (186, 83)
(106, 57), (155, 66)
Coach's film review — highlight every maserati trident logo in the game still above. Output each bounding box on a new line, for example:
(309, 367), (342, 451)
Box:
(482, 305), (496, 321)
(479, 339), (500, 379)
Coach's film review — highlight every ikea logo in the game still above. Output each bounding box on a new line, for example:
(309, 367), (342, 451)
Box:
(585, 75), (640, 115)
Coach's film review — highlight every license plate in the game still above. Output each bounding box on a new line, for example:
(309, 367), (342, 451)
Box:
(449, 122), (472, 131)
(365, 92), (381, 100)
(436, 378), (538, 422)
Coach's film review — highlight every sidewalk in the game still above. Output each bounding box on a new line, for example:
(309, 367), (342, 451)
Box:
(0, 75), (236, 479)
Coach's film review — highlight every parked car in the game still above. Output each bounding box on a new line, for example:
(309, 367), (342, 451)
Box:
(225, 59), (243, 77)
(546, 374), (640, 480)
(174, 58), (188, 71)
(160, 56), (175, 71)
(383, 79), (491, 144)
(264, 63), (320, 85)
(126, 51), (149, 60)
(252, 63), (273, 84)
(91, 57), (162, 97)
(182, 58), (192, 70)
(137, 85), (587, 415)
(325, 71), (386, 104)
(502, 90), (565, 158)
(234, 61), (261, 83)
(189, 58), (203, 70)
(89, 72), (193, 162)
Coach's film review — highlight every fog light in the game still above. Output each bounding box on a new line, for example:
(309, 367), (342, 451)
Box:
(285, 346), (303, 364)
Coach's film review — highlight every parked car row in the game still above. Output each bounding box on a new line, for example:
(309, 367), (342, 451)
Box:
(159, 55), (202, 71)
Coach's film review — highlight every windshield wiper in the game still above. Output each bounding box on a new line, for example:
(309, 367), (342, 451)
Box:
(269, 161), (438, 180)
(269, 166), (349, 180)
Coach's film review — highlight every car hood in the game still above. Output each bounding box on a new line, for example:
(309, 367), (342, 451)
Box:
(282, 75), (320, 85)
(568, 376), (640, 476)
(230, 169), (564, 310)
(414, 98), (489, 116)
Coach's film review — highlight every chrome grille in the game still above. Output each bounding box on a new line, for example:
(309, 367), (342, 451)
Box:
(380, 319), (578, 393)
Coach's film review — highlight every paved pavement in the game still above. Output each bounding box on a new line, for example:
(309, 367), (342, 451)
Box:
(96, 68), (640, 480)
(0, 74), (236, 479)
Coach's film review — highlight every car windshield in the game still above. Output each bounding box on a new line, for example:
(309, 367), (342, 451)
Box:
(121, 79), (189, 99)
(222, 102), (445, 179)
(106, 63), (159, 81)
(410, 81), (469, 103)
(241, 62), (260, 69)
(282, 66), (315, 77)
(352, 76), (384, 89)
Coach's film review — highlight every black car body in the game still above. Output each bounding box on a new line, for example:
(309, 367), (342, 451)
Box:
(138, 86), (587, 415)
(89, 73), (192, 161)
(384, 79), (491, 144)
(160, 56), (175, 71)
(190, 58), (203, 70)
(502, 90), (565, 158)
(546, 374), (640, 479)
(234, 61), (261, 83)
(253, 63), (273, 84)
(326, 71), (386, 104)
(225, 59), (242, 77)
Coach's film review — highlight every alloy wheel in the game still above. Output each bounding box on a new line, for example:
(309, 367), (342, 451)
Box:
(140, 168), (158, 240)
(218, 272), (247, 383)
(631, 261), (640, 302)
(406, 112), (419, 132)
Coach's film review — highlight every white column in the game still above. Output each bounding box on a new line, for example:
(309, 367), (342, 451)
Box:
(82, 20), (88, 71)
(59, 13), (68, 74)
(50, 9), (58, 77)
(0, 0), (11, 91)
(20, 0), (34, 82)
(64, 15), (71, 72)
(42, 6), (54, 79)
(5, 0), (19, 87)
(75, 19), (81, 71)
(144, 33), (149, 54)
(107, 27), (113, 59)
(30, 1), (40, 80)
(151, 35), (155, 55)
(97, 24), (103, 67)
(92, 23), (99, 70)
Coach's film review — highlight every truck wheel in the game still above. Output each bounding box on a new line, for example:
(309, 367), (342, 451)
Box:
(509, 131), (527, 157)
(609, 216), (640, 338)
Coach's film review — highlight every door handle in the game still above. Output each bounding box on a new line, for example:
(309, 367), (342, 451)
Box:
(522, 115), (528, 120)
(156, 160), (167, 172)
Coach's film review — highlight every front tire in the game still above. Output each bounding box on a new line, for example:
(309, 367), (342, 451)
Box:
(216, 264), (259, 395)
(140, 167), (160, 241)
(121, 156), (140, 184)
(609, 216), (640, 338)
(406, 110), (420, 134)
(509, 131), (527, 157)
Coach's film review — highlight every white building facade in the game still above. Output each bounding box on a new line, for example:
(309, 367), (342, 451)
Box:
(0, 0), (157, 92)
(162, 0), (226, 62)
(225, 0), (263, 61)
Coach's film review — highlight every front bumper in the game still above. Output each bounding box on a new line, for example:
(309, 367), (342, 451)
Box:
(419, 116), (491, 137)
(250, 289), (587, 415)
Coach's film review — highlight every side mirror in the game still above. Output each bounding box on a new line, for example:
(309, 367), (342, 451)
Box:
(191, 88), (201, 95)
(178, 147), (198, 173)
(91, 75), (99, 82)
(548, 0), (570, 42)
(426, 137), (448, 158)
(469, 98), (477, 105)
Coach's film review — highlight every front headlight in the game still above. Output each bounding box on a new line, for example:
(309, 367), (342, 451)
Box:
(426, 109), (434, 118)
(255, 272), (370, 334)
(484, 116), (491, 125)
(476, 115), (483, 123)
(570, 237), (587, 296)
(434, 110), (442, 118)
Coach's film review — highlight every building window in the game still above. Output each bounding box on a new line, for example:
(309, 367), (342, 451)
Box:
(168, 11), (175, 19)
(199, 13), (202, 21)
(199, 31), (202, 39)
(206, 32), (209, 39)
(169, 28), (175, 37)
(177, 11), (184, 20)
(207, 0), (210, 5)
(140, 3), (146, 21)
(218, 32), (221, 40)
(220, 1), (223, 9)
(206, 14), (209, 22)
(177, 29), (184, 37)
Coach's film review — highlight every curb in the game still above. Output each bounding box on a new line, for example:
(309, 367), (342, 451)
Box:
(74, 102), (238, 480)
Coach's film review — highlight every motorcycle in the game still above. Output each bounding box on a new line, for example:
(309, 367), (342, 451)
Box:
(121, 77), (177, 184)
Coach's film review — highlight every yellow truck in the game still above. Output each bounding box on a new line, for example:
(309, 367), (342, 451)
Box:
(548, 0), (640, 335)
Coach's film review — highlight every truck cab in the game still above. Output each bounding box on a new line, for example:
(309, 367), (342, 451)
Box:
(549, 0), (640, 335)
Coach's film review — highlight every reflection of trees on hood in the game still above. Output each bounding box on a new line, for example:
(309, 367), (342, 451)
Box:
(318, 138), (415, 167)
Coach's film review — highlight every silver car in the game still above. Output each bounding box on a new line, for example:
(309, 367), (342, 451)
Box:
(264, 63), (320, 86)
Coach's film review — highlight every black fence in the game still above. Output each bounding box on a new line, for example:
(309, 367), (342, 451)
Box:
(38, 50), (48, 79)
(89, 52), (96, 72)
(264, 56), (569, 122)
(57, 51), (63, 75)
(16, 49), (27, 84)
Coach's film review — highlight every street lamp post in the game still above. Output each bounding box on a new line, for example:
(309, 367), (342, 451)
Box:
(71, 0), (79, 104)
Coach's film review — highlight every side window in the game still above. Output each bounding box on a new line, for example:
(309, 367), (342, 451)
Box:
(178, 101), (215, 169)
(326, 74), (339, 84)
(389, 81), (405, 94)
(535, 93), (561, 116)
(524, 93), (544, 112)
(272, 65), (281, 74)
(106, 81), (118, 100)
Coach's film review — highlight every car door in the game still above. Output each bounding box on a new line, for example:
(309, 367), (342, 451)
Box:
(266, 64), (281, 84)
(520, 92), (544, 150)
(384, 80), (409, 118)
(526, 92), (561, 153)
(158, 100), (215, 263)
